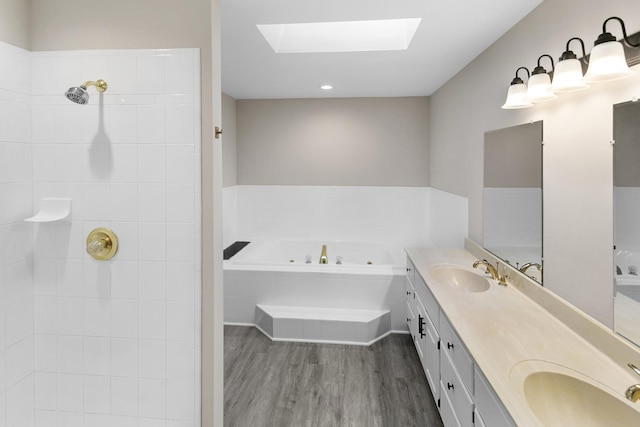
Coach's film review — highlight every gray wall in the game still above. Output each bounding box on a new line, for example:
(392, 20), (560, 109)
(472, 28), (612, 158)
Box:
(236, 97), (430, 186)
(429, 0), (640, 326)
(0, 0), (29, 49)
(222, 92), (237, 187)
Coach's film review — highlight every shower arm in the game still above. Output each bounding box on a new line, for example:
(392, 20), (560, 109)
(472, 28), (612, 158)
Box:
(82, 79), (108, 92)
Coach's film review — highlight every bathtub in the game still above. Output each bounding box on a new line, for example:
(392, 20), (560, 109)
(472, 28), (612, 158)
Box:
(223, 240), (410, 335)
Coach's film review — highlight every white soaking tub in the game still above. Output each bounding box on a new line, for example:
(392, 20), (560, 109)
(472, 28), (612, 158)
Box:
(223, 240), (409, 341)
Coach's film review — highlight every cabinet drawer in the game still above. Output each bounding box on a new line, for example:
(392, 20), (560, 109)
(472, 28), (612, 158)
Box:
(441, 351), (474, 427)
(406, 256), (416, 284)
(439, 380), (461, 427)
(440, 313), (474, 394)
(474, 368), (516, 427)
(406, 275), (416, 314)
(415, 272), (439, 329)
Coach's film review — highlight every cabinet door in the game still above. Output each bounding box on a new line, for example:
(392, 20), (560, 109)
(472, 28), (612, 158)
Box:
(406, 299), (416, 342)
(441, 351), (474, 427)
(415, 294), (427, 367)
(424, 306), (440, 402)
(474, 369), (516, 427)
(439, 380), (462, 427)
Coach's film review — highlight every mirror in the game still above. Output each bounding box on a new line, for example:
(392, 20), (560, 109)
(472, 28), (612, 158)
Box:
(483, 121), (543, 283)
(613, 100), (640, 347)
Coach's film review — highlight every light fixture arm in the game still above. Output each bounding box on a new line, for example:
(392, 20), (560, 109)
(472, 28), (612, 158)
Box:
(533, 54), (555, 75)
(511, 66), (530, 85)
(561, 37), (588, 63)
(597, 17), (640, 48)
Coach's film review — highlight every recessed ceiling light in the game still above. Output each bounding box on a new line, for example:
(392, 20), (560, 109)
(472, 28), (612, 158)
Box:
(257, 18), (422, 54)
(320, 85), (333, 90)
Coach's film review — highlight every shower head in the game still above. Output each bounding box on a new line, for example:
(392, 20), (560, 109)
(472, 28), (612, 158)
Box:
(64, 79), (108, 104)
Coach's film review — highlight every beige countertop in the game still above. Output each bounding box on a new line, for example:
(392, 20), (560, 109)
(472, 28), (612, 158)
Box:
(405, 247), (640, 426)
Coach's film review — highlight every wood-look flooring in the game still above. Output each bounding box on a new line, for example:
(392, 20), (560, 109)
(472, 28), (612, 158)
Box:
(224, 326), (444, 427)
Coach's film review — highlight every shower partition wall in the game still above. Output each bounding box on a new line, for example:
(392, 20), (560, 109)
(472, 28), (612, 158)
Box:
(0, 42), (202, 427)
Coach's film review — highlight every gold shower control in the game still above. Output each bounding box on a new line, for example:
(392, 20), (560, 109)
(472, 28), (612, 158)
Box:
(86, 227), (118, 261)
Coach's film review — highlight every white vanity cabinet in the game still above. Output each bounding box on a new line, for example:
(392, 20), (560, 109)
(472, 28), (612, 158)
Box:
(406, 255), (515, 427)
(405, 257), (440, 403)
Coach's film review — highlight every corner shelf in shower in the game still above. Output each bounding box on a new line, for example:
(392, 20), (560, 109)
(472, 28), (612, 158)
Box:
(24, 198), (71, 223)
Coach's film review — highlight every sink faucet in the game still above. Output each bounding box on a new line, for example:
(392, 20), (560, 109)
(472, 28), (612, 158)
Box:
(520, 262), (542, 274)
(473, 259), (499, 280)
(319, 245), (328, 264)
(626, 384), (640, 402)
(627, 363), (640, 402)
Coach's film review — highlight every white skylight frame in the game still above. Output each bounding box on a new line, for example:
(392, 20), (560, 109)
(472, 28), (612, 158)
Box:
(257, 18), (422, 54)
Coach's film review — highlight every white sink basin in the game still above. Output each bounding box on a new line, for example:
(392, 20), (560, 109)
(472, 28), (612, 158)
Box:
(510, 360), (640, 426)
(428, 265), (491, 293)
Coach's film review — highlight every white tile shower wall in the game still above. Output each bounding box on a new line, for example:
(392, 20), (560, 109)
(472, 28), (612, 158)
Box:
(231, 185), (467, 249)
(0, 41), (35, 427)
(30, 48), (201, 427)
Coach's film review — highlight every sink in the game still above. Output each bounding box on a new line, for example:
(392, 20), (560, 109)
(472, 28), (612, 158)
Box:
(511, 360), (640, 426)
(428, 265), (490, 293)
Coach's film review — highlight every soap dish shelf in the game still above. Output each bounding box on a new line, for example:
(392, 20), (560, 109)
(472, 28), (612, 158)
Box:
(25, 198), (71, 223)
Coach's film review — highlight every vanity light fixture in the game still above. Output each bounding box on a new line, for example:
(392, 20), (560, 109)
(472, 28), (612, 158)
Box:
(551, 37), (590, 92)
(584, 16), (639, 83)
(320, 84), (333, 90)
(526, 54), (558, 102)
(501, 67), (533, 109)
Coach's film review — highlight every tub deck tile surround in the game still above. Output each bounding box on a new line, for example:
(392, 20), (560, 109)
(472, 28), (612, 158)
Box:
(255, 304), (392, 345)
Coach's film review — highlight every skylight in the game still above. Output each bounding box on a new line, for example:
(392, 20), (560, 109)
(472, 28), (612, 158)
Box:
(257, 18), (422, 54)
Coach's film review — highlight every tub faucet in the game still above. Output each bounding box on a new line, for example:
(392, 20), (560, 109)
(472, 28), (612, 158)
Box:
(319, 245), (328, 264)
(472, 259), (499, 280)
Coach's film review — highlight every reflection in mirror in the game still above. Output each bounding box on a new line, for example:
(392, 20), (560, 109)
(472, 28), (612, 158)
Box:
(613, 100), (640, 347)
(483, 121), (543, 283)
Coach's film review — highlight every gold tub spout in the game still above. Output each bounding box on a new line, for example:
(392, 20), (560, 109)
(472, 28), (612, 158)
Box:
(320, 245), (328, 264)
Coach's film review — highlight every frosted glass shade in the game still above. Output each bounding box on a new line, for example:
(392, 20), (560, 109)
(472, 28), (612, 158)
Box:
(502, 83), (533, 109)
(526, 73), (558, 102)
(551, 58), (589, 92)
(585, 41), (634, 82)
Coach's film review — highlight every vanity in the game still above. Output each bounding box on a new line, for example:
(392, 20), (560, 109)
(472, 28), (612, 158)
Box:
(405, 242), (640, 427)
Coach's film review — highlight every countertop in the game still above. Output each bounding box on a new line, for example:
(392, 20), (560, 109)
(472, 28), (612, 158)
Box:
(405, 247), (640, 426)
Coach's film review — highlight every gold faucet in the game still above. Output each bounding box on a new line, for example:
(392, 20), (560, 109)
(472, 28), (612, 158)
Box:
(626, 384), (640, 402)
(627, 363), (640, 402)
(473, 259), (499, 280)
(520, 262), (541, 273)
(319, 245), (328, 264)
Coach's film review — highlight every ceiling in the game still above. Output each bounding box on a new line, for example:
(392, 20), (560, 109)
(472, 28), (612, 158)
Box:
(221, 0), (543, 99)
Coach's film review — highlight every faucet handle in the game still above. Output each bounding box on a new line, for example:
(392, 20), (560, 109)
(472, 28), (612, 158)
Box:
(628, 363), (640, 377)
(498, 275), (509, 287)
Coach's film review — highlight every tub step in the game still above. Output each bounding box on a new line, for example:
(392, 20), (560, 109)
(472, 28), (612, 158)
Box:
(255, 304), (391, 345)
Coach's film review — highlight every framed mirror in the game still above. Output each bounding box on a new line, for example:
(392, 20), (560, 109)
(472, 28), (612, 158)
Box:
(613, 100), (640, 347)
(483, 121), (543, 283)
